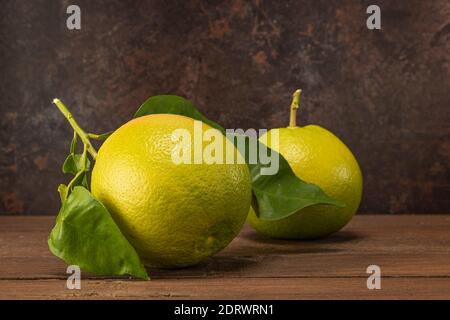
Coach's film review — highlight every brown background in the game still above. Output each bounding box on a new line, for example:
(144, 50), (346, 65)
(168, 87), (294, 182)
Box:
(0, 0), (449, 215)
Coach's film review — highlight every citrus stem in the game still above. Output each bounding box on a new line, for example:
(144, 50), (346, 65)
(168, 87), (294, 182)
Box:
(289, 89), (302, 128)
(52, 98), (98, 159)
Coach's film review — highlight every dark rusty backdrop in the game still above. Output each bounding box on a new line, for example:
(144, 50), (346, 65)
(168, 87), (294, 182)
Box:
(0, 0), (449, 215)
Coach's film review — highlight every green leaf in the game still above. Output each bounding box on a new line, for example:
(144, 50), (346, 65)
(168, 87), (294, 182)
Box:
(57, 184), (68, 203)
(133, 95), (225, 134)
(48, 186), (149, 280)
(63, 154), (91, 175)
(228, 133), (345, 221)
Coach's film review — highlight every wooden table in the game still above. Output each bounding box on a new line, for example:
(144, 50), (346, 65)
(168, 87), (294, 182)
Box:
(0, 215), (449, 299)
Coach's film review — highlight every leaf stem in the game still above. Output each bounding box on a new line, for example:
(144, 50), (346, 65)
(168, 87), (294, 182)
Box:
(288, 89), (302, 128)
(87, 132), (112, 141)
(53, 98), (98, 159)
(87, 133), (103, 140)
(66, 144), (88, 191)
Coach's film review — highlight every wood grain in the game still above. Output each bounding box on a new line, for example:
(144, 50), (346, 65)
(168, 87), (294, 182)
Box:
(0, 215), (449, 299)
(2, 278), (450, 300)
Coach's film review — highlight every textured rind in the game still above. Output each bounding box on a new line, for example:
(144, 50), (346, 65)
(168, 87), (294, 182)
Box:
(247, 125), (363, 239)
(91, 114), (252, 267)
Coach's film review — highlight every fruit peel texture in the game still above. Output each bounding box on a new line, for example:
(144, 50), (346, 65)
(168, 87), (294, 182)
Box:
(248, 125), (363, 239)
(92, 114), (252, 267)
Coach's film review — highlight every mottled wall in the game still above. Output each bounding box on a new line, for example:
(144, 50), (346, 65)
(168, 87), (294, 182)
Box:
(0, 0), (449, 215)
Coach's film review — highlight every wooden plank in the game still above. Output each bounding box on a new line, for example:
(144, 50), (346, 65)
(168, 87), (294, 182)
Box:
(0, 215), (449, 299)
(2, 253), (449, 280)
(1, 278), (449, 300)
(0, 216), (449, 280)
